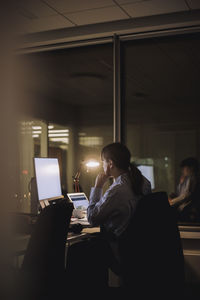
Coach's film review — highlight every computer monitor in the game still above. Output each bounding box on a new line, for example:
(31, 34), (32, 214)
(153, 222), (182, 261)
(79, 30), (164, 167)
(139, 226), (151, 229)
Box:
(34, 158), (64, 202)
(137, 165), (155, 189)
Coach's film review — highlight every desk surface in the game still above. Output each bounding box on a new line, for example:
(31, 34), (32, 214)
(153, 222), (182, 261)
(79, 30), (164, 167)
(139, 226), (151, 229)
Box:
(67, 227), (100, 242)
(70, 217), (90, 226)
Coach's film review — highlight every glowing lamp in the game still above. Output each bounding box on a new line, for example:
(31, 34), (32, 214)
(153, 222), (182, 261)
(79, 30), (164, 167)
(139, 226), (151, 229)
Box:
(85, 161), (100, 168)
(73, 159), (100, 192)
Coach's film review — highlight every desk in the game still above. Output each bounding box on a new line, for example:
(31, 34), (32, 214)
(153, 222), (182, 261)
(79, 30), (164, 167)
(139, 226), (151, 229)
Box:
(67, 227), (100, 242)
(179, 225), (200, 283)
(70, 216), (90, 227)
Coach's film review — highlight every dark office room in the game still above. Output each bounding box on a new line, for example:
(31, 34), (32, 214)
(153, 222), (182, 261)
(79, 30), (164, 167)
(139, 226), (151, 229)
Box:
(1, 1), (200, 299)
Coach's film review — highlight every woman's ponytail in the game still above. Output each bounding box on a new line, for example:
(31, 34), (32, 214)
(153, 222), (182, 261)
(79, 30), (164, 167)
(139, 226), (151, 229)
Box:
(129, 163), (144, 196)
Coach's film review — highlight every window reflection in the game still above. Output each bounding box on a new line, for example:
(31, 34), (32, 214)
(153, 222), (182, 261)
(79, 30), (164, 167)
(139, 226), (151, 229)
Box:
(48, 123), (110, 197)
(18, 119), (47, 212)
(124, 33), (200, 224)
(19, 43), (113, 210)
(48, 123), (69, 197)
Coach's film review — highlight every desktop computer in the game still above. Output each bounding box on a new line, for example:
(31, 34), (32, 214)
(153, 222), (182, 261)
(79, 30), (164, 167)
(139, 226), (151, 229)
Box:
(34, 158), (64, 208)
(34, 158), (89, 227)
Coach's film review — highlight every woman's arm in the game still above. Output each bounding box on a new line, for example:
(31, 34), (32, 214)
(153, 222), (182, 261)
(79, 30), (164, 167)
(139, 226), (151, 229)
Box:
(87, 185), (121, 226)
(169, 191), (190, 206)
(169, 177), (191, 206)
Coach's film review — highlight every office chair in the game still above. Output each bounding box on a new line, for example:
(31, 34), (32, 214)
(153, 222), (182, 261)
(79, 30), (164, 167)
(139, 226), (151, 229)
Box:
(118, 192), (185, 297)
(19, 199), (73, 300)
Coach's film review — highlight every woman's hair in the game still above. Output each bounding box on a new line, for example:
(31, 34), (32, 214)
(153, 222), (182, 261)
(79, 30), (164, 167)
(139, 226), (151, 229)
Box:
(180, 157), (200, 175)
(180, 157), (200, 193)
(101, 142), (144, 195)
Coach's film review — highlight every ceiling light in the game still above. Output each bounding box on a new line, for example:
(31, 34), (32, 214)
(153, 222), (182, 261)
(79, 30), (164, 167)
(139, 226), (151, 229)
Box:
(49, 129), (69, 133)
(32, 130), (41, 134)
(48, 133), (69, 137)
(50, 138), (69, 143)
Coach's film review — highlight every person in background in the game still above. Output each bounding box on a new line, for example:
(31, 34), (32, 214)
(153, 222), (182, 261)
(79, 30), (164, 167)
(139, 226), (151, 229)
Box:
(169, 157), (200, 222)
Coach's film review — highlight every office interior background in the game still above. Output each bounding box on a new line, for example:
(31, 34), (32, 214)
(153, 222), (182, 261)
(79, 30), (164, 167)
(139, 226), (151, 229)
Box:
(0, 0), (200, 294)
(17, 32), (200, 215)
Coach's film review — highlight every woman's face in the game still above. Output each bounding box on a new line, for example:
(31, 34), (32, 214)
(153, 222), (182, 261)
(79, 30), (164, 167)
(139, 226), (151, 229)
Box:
(182, 166), (192, 177)
(102, 157), (111, 176)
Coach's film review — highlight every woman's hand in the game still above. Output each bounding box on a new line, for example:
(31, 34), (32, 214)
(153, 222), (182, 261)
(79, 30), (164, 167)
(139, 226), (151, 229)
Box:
(179, 175), (185, 184)
(94, 172), (110, 188)
(168, 197), (172, 205)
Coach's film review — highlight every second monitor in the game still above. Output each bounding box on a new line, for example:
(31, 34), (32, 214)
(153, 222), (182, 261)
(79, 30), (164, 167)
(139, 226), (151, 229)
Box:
(67, 193), (89, 211)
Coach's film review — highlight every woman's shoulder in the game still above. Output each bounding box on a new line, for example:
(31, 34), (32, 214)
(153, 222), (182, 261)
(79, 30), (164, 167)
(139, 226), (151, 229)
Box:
(106, 174), (132, 196)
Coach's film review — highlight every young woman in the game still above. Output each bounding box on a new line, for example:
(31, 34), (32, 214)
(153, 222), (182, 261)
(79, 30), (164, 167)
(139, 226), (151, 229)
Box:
(67, 143), (152, 291)
(87, 142), (151, 238)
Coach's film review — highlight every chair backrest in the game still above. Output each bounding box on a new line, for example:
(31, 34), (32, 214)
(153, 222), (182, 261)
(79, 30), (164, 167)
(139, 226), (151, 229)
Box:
(22, 200), (73, 277)
(118, 192), (184, 295)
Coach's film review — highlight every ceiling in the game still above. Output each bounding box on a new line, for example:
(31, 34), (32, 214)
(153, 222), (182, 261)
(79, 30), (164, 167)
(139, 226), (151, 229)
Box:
(21, 43), (113, 106)
(16, 0), (200, 34)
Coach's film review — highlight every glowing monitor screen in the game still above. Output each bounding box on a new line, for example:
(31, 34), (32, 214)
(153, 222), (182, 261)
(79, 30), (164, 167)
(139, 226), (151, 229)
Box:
(34, 158), (63, 201)
(67, 193), (89, 210)
(137, 165), (155, 189)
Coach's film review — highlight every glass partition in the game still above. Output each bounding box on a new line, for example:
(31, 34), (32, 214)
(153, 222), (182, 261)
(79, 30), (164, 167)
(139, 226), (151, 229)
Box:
(123, 32), (200, 223)
(20, 43), (113, 199)
(17, 119), (47, 213)
(48, 123), (69, 196)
